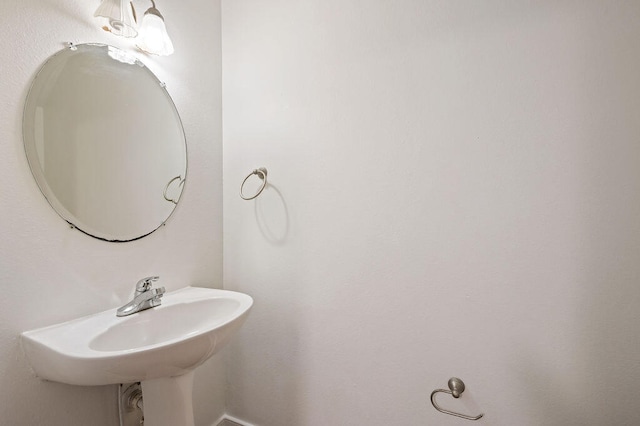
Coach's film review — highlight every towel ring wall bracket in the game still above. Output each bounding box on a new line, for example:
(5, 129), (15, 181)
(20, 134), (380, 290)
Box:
(430, 377), (484, 421)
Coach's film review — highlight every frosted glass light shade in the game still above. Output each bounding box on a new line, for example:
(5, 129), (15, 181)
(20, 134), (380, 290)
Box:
(94, 0), (138, 38)
(136, 8), (174, 56)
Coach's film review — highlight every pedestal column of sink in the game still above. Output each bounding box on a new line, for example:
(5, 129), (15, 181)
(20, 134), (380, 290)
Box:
(141, 371), (195, 426)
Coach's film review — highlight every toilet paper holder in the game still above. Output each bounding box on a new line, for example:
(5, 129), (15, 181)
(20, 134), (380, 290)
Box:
(430, 377), (484, 421)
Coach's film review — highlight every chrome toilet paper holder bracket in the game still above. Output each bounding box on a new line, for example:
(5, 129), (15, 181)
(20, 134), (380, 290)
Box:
(430, 377), (484, 421)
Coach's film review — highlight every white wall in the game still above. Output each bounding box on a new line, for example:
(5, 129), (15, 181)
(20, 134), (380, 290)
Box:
(222, 1), (640, 425)
(0, 1), (224, 425)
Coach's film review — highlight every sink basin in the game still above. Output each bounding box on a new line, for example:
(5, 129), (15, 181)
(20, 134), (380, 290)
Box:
(21, 286), (252, 426)
(90, 297), (244, 352)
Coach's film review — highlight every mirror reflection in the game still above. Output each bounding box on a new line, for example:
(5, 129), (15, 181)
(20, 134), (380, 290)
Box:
(23, 44), (187, 242)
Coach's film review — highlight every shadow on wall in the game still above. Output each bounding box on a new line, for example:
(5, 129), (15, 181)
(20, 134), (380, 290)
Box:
(227, 299), (306, 425)
(519, 146), (640, 426)
(254, 184), (290, 245)
(228, 180), (306, 425)
(517, 207), (640, 425)
(516, 10), (640, 421)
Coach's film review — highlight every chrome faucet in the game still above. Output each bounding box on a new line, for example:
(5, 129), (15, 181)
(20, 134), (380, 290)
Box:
(116, 276), (166, 317)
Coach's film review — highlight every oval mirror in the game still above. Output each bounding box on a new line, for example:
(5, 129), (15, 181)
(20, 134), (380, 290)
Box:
(23, 44), (186, 242)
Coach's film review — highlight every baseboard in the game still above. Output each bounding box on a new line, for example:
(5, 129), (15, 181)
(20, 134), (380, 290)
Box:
(216, 414), (257, 426)
(217, 420), (243, 426)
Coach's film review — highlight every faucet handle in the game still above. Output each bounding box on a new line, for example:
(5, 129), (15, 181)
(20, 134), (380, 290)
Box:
(136, 276), (160, 292)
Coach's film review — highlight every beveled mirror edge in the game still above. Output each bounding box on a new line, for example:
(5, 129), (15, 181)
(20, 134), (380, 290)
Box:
(22, 42), (188, 243)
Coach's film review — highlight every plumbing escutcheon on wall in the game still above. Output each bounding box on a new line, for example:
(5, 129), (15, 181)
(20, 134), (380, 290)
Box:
(119, 383), (144, 426)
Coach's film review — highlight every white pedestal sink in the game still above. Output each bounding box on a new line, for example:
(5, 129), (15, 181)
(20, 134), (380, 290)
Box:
(21, 286), (253, 426)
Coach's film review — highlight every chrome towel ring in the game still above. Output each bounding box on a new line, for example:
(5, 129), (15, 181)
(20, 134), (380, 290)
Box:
(240, 167), (268, 200)
(430, 377), (484, 421)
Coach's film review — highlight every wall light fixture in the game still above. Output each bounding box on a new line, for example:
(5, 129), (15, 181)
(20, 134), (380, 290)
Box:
(94, 0), (174, 56)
